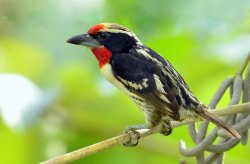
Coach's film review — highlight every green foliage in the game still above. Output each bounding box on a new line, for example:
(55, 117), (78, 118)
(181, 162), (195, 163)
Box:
(0, 0), (249, 163)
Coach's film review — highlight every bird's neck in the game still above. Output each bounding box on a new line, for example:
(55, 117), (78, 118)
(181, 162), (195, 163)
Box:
(91, 47), (112, 68)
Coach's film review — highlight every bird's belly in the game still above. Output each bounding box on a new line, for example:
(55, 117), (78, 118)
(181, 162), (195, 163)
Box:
(100, 63), (169, 127)
(133, 98), (164, 127)
(133, 98), (153, 113)
(178, 106), (200, 120)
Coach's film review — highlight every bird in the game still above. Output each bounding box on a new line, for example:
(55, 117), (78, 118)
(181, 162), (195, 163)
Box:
(67, 23), (241, 146)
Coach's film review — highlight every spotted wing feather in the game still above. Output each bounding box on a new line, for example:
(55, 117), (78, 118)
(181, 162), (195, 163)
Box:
(111, 52), (180, 120)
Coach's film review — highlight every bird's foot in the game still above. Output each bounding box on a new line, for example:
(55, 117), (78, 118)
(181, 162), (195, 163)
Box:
(159, 121), (173, 136)
(123, 124), (147, 147)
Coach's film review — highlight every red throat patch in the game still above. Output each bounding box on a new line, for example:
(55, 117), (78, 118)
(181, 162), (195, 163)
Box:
(91, 47), (112, 68)
(88, 24), (105, 35)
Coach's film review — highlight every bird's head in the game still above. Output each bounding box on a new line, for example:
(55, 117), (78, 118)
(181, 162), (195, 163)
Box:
(67, 23), (141, 68)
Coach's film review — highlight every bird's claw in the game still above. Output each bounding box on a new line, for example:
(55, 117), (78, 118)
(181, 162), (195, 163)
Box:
(123, 122), (172, 147)
(160, 121), (173, 136)
(123, 125), (146, 147)
(123, 129), (141, 147)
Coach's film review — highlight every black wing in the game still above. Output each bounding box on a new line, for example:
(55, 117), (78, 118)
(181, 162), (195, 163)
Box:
(110, 51), (180, 120)
(141, 46), (200, 109)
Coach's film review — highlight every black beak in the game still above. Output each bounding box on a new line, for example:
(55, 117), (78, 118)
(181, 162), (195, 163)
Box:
(67, 33), (101, 48)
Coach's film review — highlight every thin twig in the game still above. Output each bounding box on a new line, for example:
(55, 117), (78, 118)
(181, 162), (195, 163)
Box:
(242, 66), (250, 103)
(215, 153), (224, 164)
(196, 153), (205, 164)
(206, 152), (223, 164)
(206, 138), (240, 153)
(209, 77), (234, 107)
(211, 102), (250, 117)
(188, 123), (198, 143)
(229, 76), (242, 106)
(179, 127), (219, 156)
(241, 66), (250, 144)
(236, 51), (250, 76)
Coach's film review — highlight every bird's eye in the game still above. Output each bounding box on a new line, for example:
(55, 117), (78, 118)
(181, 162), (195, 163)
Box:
(98, 33), (110, 40)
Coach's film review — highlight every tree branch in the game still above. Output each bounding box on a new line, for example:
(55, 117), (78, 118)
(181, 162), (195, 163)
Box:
(40, 102), (250, 164)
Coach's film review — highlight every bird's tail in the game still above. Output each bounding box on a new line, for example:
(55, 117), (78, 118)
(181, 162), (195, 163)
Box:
(198, 109), (241, 139)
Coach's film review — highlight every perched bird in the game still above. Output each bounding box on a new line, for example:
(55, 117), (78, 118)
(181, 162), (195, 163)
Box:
(67, 23), (240, 146)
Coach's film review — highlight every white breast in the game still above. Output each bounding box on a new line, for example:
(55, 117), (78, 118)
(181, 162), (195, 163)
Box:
(100, 63), (143, 99)
(100, 64), (128, 94)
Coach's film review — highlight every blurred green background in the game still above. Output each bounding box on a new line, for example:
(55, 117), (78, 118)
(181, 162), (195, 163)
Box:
(0, 0), (250, 163)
